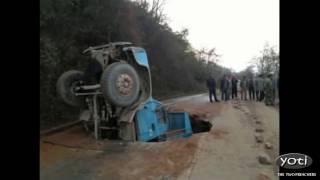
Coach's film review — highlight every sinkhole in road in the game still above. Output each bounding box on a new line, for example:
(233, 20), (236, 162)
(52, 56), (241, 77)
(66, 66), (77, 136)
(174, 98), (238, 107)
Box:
(148, 116), (212, 142)
(189, 116), (213, 134)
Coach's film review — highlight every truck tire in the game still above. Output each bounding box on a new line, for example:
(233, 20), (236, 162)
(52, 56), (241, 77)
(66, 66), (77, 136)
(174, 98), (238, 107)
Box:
(100, 62), (140, 107)
(56, 70), (85, 107)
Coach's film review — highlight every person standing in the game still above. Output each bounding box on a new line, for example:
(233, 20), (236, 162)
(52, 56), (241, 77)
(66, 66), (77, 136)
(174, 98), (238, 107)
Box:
(206, 75), (220, 103)
(264, 74), (274, 105)
(227, 75), (232, 101)
(231, 75), (238, 99)
(240, 76), (248, 100)
(272, 74), (277, 103)
(259, 75), (265, 101)
(237, 79), (241, 95)
(255, 75), (263, 101)
(220, 75), (228, 101)
(254, 75), (260, 101)
(248, 76), (255, 100)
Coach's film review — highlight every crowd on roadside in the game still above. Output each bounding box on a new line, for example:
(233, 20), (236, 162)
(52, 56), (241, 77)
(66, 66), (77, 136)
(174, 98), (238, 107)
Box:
(206, 73), (279, 106)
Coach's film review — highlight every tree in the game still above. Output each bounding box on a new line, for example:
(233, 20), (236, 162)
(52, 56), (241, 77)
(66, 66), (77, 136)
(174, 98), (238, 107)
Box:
(254, 43), (279, 75)
(196, 47), (220, 64)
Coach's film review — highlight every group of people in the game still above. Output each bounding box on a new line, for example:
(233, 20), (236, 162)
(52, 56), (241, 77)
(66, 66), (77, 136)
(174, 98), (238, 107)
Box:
(206, 73), (279, 106)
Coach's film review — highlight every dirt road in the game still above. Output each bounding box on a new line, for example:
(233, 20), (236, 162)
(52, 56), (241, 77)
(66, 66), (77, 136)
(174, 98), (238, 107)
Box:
(40, 94), (279, 180)
(176, 98), (279, 180)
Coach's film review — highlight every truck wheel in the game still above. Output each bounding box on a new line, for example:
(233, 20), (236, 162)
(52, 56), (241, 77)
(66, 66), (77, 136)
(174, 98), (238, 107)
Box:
(56, 70), (85, 107)
(100, 62), (140, 107)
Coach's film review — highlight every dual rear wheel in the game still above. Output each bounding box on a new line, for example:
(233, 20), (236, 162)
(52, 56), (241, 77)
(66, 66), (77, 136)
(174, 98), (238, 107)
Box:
(56, 62), (140, 107)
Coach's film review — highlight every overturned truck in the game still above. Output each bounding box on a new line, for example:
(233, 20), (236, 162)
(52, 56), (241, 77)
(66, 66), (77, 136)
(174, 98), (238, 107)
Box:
(57, 42), (195, 142)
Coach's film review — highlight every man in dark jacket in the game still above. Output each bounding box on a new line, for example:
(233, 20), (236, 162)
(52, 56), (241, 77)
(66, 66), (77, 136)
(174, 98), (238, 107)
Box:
(248, 76), (255, 100)
(207, 75), (220, 103)
(220, 75), (228, 101)
(231, 75), (238, 99)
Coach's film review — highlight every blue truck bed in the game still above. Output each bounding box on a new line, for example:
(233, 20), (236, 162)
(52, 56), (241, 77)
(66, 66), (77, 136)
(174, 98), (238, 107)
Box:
(135, 98), (193, 142)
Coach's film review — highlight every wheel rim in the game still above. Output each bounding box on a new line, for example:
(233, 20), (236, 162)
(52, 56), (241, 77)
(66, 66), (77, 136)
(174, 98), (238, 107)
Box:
(116, 73), (134, 96)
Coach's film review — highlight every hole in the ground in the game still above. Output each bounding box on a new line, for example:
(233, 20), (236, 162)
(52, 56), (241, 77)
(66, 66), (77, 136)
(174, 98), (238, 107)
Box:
(189, 115), (212, 134)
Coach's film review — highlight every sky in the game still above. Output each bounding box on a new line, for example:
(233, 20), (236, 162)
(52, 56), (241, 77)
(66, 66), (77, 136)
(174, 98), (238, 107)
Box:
(155, 0), (279, 72)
